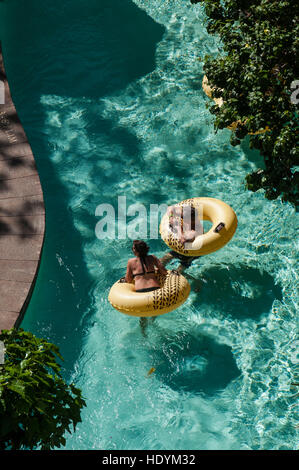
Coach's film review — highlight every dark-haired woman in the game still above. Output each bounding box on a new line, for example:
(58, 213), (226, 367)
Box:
(125, 240), (167, 335)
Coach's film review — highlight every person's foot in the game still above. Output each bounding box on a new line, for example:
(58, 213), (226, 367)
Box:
(171, 269), (180, 275)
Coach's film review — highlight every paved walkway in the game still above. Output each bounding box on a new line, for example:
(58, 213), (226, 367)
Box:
(0, 42), (45, 331)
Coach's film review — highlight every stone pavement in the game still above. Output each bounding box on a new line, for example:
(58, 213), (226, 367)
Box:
(0, 42), (45, 331)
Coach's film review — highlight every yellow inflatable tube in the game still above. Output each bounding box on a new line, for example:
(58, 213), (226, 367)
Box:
(108, 270), (190, 317)
(160, 197), (237, 257)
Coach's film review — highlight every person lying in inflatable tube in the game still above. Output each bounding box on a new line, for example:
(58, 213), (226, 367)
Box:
(124, 239), (168, 335)
(160, 204), (204, 273)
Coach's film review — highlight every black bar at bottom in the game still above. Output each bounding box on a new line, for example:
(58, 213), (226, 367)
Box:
(0, 449), (296, 464)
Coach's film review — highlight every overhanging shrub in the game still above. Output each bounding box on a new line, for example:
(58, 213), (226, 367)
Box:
(191, 0), (298, 205)
(0, 328), (86, 450)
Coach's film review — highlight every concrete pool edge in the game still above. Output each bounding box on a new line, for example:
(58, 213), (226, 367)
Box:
(0, 41), (45, 331)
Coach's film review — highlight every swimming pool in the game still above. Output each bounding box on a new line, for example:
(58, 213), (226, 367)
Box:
(1, 0), (298, 450)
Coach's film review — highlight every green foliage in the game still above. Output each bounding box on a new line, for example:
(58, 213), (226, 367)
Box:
(0, 328), (86, 450)
(192, 0), (298, 205)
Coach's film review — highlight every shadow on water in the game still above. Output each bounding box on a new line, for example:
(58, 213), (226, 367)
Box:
(147, 262), (281, 396)
(1, 0), (164, 376)
(240, 136), (265, 170)
(2, 0), (164, 100)
(189, 263), (282, 321)
(149, 331), (240, 396)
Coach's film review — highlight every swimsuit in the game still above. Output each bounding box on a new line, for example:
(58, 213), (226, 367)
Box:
(135, 286), (160, 293)
(132, 256), (156, 278)
(133, 256), (159, 293)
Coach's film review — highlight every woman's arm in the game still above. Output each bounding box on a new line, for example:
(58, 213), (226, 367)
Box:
(152, 255), (168, 275)
(125, 260), (134, 283)
(180, 230), (196, 244)
(181, 220), (204, 243)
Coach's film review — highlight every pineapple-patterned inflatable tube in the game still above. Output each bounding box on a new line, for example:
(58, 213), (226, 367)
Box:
(108, 270), (190, 317)
(159, 197), (237, 257)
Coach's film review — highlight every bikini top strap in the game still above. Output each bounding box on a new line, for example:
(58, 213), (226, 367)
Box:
(139, 255), (147, 274)
(132, 255), (156, 277)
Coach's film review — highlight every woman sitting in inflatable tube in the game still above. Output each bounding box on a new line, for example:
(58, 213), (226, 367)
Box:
(124, 240), (168, 335)
(160, 204), (204, 272)
(160, 197), (238, 259)
(125, 239), (167, 292)
(109, 239), (191, 336)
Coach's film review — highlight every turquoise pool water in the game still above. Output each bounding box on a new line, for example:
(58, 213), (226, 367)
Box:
(1, 0), (298, 450)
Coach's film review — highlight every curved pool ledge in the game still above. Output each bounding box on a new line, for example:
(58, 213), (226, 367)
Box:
(0, 42), (45, 331)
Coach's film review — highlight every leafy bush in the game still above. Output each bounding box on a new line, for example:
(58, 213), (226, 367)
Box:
(191, 0), (298, 205)
(0, 328), (86, 450)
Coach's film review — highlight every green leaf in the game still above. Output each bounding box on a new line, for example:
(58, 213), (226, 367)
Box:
(0, 328), (85, 450)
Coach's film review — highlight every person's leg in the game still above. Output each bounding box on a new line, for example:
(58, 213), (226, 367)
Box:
(160, 252), (200, 274)
(139, 317), (148, 337)
(160, 251), (194, 273)
(177, 255), (201, 274)
(177, 255), (194, 273)
(159, 251), (175, 267)
(177, 263), (187, 274)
